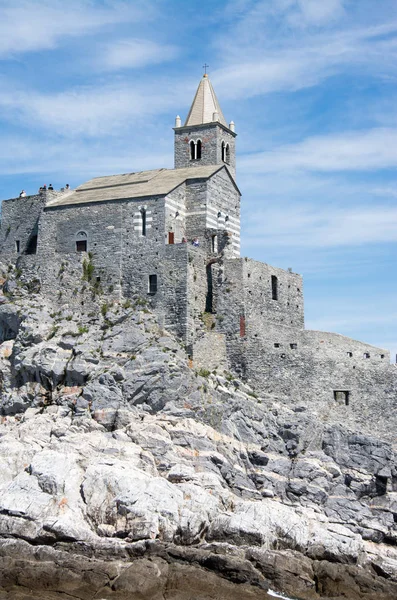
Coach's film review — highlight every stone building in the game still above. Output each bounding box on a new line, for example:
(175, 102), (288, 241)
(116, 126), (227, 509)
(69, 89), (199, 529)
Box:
(0, 73), (396, 416)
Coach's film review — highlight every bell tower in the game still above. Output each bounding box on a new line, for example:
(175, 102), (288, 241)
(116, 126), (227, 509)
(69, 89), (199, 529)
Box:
(174, 74), (236, 179)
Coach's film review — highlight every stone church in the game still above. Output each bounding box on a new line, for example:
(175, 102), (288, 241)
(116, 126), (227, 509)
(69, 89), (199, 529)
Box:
(0, 74), (396, 422)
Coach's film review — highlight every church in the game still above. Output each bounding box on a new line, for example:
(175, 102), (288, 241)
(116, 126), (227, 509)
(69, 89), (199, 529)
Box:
(0, 74), (395, 423)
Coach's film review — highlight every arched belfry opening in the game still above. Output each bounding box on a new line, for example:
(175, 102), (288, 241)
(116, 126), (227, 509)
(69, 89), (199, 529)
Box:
(196, 139), (202, 159)
(190, 140), (196, 160)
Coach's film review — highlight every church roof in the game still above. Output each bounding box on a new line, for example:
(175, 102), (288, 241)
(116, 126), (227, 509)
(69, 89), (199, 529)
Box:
(45, 165), (225, 208)
(184, 75), (227, 127)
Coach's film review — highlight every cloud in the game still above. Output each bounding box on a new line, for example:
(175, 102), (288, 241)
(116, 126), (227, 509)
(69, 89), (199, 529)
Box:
(240, 128), (397, 173)
(243, 201), (397, 249)
(100, 39), (178, 71)
(293, 0), (346, 26)
(0, 133), (173, 181)
(0, 77), (187, 136)
(212, 2), (397, 100)
(0, 0), (152, 58)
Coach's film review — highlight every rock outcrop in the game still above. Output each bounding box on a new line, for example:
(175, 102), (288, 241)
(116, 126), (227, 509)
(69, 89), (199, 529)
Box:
(0, 268), (396, 599)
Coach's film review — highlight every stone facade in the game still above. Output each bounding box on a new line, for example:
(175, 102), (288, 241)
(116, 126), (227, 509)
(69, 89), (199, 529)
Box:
(0, 74), (395, 413)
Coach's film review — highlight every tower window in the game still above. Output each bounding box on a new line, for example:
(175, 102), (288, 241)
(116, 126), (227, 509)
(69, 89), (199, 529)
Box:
(221, 141), (226, 162)
(148, 274), (157, 294)
(15, 240), (20, 253)
(141, 209), (147, 237)
(225, 143), (230, 164)
(75, 231), (87, 252)
(271, 275), (278, 300)
(190, 140), (202, 160)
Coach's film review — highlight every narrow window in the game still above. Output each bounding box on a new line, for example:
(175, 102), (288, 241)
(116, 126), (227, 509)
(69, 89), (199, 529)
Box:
(196, 139), (202, 160)
(225, 143), (230, 164)
(141, 209), (146, 237)
(347, 352), (353, 358)
(190, 140), (196, 160)
(221, 141), (226, 162)
(75, 231), (87, 252)
(211, 234), (217, 253)
(15, 240), (20, 253)
(271, 275), (278, 300)
(364, 352), (370, 359)
(168, 232), (174, 245)
(380, 354), (385, 359)
(148, 274), (157, 294)
(290, 343), (297, 350)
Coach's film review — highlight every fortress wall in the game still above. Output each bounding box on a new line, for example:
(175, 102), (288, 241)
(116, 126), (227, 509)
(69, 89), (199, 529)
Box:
(162, 244), (189, 342)
(0, 193), (47, 255)
(243, 259), (304, 330)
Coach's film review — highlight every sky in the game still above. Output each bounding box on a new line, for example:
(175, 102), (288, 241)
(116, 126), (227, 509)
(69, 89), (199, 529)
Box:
(0, 0), (396, 359)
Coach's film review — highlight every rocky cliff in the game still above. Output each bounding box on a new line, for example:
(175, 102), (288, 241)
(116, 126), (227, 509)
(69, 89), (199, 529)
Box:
(0, 267), (397, 600)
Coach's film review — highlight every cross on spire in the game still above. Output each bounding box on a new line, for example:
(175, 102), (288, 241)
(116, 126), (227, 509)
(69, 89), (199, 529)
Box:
(202, 63), (209, 75)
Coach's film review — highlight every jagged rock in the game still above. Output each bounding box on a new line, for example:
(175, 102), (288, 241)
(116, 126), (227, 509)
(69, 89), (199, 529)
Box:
(0, 297), (397, 599)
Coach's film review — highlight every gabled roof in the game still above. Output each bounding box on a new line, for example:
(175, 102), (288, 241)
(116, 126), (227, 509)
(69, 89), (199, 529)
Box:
(45, 165), (229, 208)
(184, 75), (227, 127)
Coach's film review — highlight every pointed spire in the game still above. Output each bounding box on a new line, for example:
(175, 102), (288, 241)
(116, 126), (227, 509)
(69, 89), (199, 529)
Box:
(184, 74), (227, 127)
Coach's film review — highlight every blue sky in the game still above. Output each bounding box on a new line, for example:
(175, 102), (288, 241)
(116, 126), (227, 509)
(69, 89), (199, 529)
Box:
(0, 0), (396, 358)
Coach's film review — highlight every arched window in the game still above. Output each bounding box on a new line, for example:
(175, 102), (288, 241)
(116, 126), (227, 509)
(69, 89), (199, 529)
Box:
(141, 209), (146, 236)
(190, 140), (196, 160)
(271, 275), (278, 300)
(196, 139), (202, 160)
(225, 143), (230, 164)
(221, 141), (226, 162)
(76, 231), (87, 252)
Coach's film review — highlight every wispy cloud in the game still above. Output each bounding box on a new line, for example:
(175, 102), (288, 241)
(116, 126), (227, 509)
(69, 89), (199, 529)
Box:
(0, 0), (152, 58)
(99, 39), (178, 71)
(240, 128), (397, 173)
(244, 202), (397, 248)
(0, 78), (187, 136)
(212, 2), (397, 99)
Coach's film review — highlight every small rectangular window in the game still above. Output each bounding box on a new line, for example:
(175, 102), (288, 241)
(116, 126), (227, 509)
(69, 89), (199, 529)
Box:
(168, 232), (174, 245)
(290, 343), (297, 350)
(274, 343), (280, 348)
(148, 274), (157, 294)
(363, 352), (370, 359)
(334, 390), (350, 406)
(76, 240), (87, 252)
(347, 352), (353, 358)
(15, 240), (20, 253)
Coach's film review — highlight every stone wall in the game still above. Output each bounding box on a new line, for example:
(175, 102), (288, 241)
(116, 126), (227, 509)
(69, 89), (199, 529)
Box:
(0, 193), (47, 256)
(192, 332), (228, 371)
